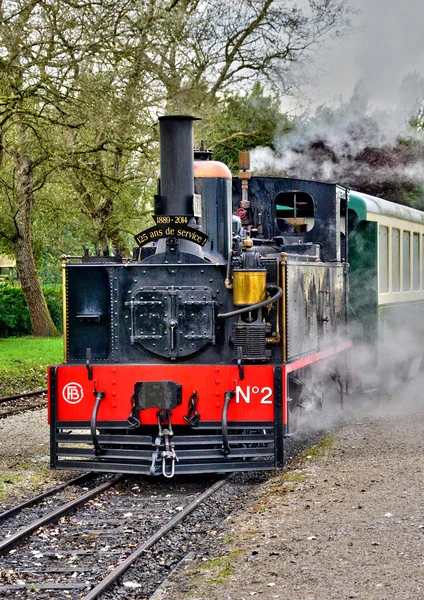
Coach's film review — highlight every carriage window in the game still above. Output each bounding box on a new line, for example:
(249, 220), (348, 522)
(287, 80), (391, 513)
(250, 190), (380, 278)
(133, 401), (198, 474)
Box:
(379, 226), (388, 293)
(274, 191), (314, 234)
(402, 231), (410, 291)
(413, 233), (419, 290)
(392, 229), (400, 292)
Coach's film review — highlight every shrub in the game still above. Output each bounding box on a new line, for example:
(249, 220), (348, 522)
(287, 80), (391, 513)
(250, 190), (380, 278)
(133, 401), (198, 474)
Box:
(43, 284), (63, 333)
(0, 283), (62, 337)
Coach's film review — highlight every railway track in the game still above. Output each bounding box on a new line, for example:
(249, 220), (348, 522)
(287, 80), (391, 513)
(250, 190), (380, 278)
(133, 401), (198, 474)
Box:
(0, 407), (327, 598)
(0, 473), (232, 599)
(0, 389), (47, 419)
(0, 475), (121, 556)
(0, 472), (93, 523)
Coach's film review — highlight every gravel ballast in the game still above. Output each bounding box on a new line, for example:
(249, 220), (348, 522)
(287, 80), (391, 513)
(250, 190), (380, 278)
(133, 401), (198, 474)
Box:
(0, 408), (71, 505)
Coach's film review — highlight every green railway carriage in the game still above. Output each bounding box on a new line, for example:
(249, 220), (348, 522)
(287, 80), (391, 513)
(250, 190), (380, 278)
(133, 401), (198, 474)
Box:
(348, 191), (424, 374)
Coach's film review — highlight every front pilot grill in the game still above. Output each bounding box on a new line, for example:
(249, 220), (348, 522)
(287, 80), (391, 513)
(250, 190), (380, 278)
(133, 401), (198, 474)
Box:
(52, 421), (276, 475)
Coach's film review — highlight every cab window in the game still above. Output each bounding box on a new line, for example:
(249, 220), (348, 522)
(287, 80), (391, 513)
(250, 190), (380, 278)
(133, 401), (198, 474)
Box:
(275, 191), (314, 234)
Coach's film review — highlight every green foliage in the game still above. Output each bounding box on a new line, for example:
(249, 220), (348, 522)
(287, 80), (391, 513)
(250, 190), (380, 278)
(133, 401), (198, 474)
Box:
(0, 335), (64, 395)
(0, 285), (32, 337)
(198, 84), (294, 172)
(0, 284), (62, 338)
(402, 186), (424, 210)
(43, 285), (63, 333)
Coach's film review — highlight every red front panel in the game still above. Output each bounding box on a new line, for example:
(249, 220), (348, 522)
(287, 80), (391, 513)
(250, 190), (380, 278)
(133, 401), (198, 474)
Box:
(51, 364), (278, 424)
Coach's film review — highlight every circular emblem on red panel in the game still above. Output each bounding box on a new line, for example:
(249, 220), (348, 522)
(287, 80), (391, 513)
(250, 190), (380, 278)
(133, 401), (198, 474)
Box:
(62, 382), (84, 404)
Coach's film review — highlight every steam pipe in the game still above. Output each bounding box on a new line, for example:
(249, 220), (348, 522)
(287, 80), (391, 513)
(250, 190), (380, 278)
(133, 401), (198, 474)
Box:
(218, 284), (282, 319)
(221, 390), (235, 456)
(225, 250), (233, 289)
(91, 391), (106, 455)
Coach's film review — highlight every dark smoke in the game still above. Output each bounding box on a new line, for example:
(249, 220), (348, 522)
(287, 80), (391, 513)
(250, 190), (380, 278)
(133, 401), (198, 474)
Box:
(252, 78), (424, 207)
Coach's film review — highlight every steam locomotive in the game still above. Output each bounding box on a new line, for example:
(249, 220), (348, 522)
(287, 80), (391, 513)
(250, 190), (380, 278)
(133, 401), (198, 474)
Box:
(50, 114), (422, 478)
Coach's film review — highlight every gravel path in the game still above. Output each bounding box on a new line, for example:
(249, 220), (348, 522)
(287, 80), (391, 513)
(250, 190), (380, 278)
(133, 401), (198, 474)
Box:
(165, 378), (424, 600)
(0, 408), (71, 505)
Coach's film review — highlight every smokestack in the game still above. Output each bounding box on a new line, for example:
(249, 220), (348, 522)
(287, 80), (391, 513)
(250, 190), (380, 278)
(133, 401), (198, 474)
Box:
(157, 115), (198, 216)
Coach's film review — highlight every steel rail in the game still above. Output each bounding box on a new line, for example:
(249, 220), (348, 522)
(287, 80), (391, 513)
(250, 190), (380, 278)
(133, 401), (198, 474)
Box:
(0, 388), (47, 403)
(0, 472), (92, 523)
(82, 476), (230, 600)
(0, 475), (122, 556)
(0, 402), (47, 420)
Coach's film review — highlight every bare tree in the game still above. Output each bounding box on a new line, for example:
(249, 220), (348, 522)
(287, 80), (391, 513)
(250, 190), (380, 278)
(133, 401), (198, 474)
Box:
(0, 0), (353, 336)
(0, 0), (128, 335)
(119, 0), (353, 111)
(67, 0), (353, 245)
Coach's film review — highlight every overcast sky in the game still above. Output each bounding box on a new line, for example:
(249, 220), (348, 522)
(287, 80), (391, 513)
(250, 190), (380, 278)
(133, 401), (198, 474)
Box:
(292, 0), (424, 112)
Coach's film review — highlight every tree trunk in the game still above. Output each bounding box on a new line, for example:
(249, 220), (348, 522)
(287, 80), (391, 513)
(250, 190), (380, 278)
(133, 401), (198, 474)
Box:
(13, 153), (60, 337)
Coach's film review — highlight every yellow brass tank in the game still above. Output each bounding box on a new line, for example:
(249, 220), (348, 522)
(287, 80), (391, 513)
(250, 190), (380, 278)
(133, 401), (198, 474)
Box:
(233, 269), (266, 306)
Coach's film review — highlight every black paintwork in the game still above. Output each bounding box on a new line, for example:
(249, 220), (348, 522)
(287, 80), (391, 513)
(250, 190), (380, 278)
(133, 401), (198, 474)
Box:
(232, 177), (348, 263)
(66, 175), (349, 367)
(273, 366), (284, 467)
(156, 115), (197, 217)
(65, 260), (283, 365)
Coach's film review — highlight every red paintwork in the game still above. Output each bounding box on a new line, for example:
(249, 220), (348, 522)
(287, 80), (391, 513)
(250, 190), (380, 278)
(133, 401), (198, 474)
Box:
(51, 364), (277, 425)
(285, 341), (352, 373)
(281, 341), (352, 425)
(49, 342), (352, 428)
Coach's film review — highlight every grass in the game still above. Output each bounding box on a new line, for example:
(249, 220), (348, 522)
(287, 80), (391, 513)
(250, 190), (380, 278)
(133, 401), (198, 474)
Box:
(197, 551), (242, 585)
(298, 434), (338, 461)
(0, 464), (51, 502)
(0, 336), (64, 395)
(257, 435), (339, 501)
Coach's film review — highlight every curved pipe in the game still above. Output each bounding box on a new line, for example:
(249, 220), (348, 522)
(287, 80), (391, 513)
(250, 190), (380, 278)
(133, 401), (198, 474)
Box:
(221, 390), (235, 456)
(225, 250), (233, 289)
(218, 284), (282, 320)
(91, 391), (106, 456)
